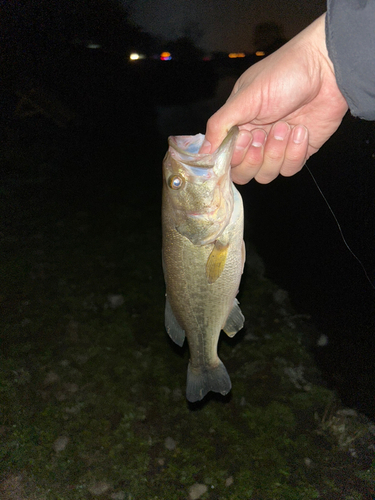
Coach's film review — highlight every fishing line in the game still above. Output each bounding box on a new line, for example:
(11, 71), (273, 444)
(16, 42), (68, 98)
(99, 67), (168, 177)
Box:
(304, 162), (375, 290)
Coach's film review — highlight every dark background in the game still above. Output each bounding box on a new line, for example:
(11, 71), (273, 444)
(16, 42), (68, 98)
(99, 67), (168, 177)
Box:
(1, 0), (374, 419)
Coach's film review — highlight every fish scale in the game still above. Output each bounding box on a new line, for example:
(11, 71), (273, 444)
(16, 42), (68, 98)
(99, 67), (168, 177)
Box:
(162, 127), (246, 402)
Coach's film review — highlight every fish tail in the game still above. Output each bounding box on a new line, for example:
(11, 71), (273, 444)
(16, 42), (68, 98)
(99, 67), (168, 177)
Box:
(186, 359), (232, 402)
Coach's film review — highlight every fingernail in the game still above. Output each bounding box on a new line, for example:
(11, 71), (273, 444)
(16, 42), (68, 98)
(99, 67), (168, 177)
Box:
(235, 131), (251, 151)
(292, 125), (307, 144)
(200, 139), (211, 154)
(251, 129), (266, 147)
(273, 121), (289, 141)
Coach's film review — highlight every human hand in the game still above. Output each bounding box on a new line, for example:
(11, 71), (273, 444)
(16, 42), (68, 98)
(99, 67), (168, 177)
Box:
(200, 14), (349, 184)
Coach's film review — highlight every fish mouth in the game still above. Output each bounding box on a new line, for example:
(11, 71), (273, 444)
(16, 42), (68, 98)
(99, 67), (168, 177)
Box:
(187, 202), (228, 227)
(168, 126), (239, 169)
(187, 206), (219, 220)
(175, 202), (226, 245)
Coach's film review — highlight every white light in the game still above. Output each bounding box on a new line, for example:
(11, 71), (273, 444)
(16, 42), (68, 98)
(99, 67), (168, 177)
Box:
(130, 53), (140, 61)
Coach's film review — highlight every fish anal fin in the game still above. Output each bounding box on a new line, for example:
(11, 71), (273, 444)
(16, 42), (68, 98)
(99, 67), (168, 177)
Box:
(165, 296), (185, 347)
(206, 241), (229, 284)
(223, 298), (245, 337)
(186, 359), (231, 402)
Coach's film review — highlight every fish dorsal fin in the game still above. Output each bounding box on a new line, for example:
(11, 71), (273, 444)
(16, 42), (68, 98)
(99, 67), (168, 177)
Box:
(223, 298), (245, 337)
(206, 240), (229, 284)
(165, 297), (186, 347)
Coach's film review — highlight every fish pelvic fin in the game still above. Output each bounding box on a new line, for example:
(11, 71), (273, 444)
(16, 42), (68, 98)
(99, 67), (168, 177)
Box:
(186, 359), (231, 402)
(223, 298), (245, 338)
(165, 297), (186, 347)
(206, 240), (229, 284)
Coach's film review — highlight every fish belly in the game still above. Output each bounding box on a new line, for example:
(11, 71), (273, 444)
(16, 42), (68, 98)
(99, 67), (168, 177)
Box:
(162, 197), (244, 401)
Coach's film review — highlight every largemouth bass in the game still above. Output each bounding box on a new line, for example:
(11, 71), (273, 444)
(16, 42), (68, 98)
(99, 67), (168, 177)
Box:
(162, 126), (245, 402)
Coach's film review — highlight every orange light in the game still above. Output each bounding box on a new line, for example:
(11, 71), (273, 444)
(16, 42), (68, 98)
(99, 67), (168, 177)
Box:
(255, 51), (265, 56)
(228, 52), (245, 59)
(160, 51), (172, 61)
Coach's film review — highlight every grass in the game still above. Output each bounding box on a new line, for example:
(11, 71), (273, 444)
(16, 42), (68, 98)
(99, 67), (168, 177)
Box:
(0, 123), (374, 499)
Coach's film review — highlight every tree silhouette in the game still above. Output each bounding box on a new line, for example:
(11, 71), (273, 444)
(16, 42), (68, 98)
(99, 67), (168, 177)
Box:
(164, 36), (204, 61)
(253, 22), (288, 54)
(0, 0), (149, 88)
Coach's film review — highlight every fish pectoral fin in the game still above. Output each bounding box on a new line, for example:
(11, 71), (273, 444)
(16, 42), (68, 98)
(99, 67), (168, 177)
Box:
(206, 240), (229, 284)
(223, 298), (245, 337)
(165, 296), (186, 347)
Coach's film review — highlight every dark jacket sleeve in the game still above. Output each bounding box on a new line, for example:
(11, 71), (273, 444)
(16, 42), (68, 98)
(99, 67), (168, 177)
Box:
(326, 0), (375, 120)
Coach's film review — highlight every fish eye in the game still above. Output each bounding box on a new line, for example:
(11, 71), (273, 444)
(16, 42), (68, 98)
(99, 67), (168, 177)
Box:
(168, 175), (184, 190)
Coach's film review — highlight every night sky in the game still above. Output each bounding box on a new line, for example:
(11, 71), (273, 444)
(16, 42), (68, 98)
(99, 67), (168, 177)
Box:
(127, 0), (327, 52)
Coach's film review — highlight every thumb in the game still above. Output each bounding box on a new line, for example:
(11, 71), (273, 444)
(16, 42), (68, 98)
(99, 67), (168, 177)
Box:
(200, 88), (259, 153)
(199, 107), (237, 154)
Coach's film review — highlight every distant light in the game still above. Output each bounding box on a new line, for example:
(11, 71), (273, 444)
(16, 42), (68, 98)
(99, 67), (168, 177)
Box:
(160, 51), (172, 61)
(228, 52), (245, 59)
(86, 42), (101, 49)
(255, 51), (265, 56)
(129, 53), (145, 61)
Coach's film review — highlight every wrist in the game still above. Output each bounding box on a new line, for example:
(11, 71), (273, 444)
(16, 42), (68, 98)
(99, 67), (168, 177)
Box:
(310, 13), (336, 76)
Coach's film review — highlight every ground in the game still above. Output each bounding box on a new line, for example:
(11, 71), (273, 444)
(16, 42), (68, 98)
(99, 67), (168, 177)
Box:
(0, 116), (374, 500)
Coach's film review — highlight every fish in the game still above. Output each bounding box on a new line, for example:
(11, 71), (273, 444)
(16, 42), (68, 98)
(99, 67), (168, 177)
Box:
(162, 126), (245, 402)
